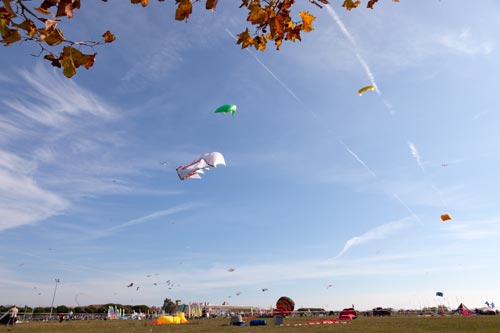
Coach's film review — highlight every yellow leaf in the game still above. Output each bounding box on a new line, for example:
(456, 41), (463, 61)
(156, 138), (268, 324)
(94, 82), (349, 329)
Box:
(254, 34), (266, 51)
(342, 0), (360, 10)
(236, 28), (254, 49)
(61, 56), (76, 78)
(299, 11), (315, 32)
(247, 3), (266, 25)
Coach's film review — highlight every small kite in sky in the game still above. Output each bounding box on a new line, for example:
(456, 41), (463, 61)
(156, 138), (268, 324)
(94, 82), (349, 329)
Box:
(326, 284), (333, 289)
(262, 288), (269, 292)
(176, 152), (226, 180)
(227, 268), (235, 272)
(236, 292), (242, 296)
(214, 104), (237, 116)
(441, 214), (452, 222)
(153, 283), (158, 286)
(441, 163), (448, 167)
(127, 283), (134, 288)
(136, 286), (140, 291)
(436, 292), (444, 297)
(358, 85), (375, 96)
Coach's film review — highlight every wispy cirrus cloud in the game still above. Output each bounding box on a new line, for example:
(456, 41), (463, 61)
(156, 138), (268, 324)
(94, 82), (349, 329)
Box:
(437, 28), (494, 56)
(334, 217), (415, 258)
(0, 64), (127, 231)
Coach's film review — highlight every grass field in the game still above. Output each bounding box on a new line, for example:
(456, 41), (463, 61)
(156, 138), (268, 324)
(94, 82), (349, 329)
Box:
(1, 316), (500, 333)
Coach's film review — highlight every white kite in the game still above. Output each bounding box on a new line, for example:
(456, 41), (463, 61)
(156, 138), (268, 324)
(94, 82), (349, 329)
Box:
(176, 152), (226, 180)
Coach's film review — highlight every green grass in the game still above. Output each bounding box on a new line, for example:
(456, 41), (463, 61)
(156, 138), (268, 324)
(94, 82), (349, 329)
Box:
(2, 316), (500, 333)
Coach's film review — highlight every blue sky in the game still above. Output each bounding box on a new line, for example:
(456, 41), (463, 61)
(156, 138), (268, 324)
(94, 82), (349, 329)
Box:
(1, 0), (500, 311)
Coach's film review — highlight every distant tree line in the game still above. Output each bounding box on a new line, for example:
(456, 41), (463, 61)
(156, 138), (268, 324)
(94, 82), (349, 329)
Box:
(0, 304), (159, 314)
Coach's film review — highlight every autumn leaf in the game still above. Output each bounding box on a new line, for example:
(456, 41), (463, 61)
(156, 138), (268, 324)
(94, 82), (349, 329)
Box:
(299, 11), (315, 32)
(254, 34), (266, 51)
(175, 0), (192, 21)
(102, 30), (116, 43)
(131, 0), (149, 7)
(236, 28), (254, 49)
(40, 0), (58, 10)
(56, 0), (81, 19)
(13, 19), (37, 37)
(59, 46), (96, 77)
(342, 0), (361, 10)
(1, 28), (20, 46)
(38, 28), (65, 46)
(367, 0), (378, 9)
(247, 3), (266, 25)
(206, 0), (218, 10)
(44, 53), (62, 68)
(38, 20), (64, 46)
(34, 7), (52, 15)
(2, 0), (17, 18)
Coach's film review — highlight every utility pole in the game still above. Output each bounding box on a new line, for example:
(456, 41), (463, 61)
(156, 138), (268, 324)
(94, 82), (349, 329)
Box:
(49, 278), (60, 320)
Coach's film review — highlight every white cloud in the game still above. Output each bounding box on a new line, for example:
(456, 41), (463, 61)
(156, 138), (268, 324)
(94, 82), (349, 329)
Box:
(0, 64), (125, 231)
(0, 153), (69, 231)
(436, 29), (494, 56)
(335, 217), (415, 258)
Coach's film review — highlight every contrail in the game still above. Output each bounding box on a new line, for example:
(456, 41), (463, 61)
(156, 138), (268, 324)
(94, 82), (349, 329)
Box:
(225, 29), (315, 116)
(335, 218), (412, 258)
(408, 141), (425, 172)
(391, 192), (422, 224)
(340, 140), (378, 178)
(325, 5), (394, 114)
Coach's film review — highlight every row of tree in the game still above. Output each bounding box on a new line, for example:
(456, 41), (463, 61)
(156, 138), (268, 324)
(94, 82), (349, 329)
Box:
(0, 304), (159, 314)
(0, 298), (177, 314)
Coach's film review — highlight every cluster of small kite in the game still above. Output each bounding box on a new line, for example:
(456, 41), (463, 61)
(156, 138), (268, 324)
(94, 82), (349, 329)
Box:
(125, 276), (178, 292)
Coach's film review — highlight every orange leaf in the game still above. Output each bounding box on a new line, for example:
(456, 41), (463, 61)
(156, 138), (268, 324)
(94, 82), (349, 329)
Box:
(342, 0), (360, 10)
(175, 0), (192, 21)
(247, 3), (266, 25)
(131, 0), (149, 6)
(236, 28), (254, 49)
(254, 34), (266, 51)
(299, 11), (315, 32)
(206, 0), (218, 10)
(102, 30), (116, 43)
